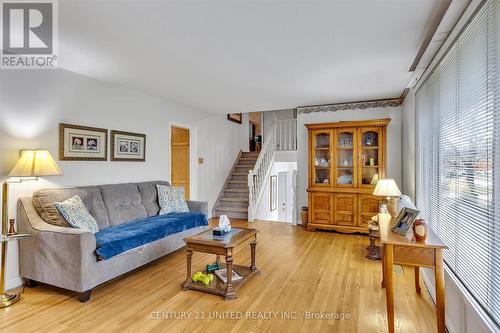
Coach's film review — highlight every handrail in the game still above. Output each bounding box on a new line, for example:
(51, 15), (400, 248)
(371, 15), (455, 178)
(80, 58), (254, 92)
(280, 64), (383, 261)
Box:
(248, 122), (277, 220)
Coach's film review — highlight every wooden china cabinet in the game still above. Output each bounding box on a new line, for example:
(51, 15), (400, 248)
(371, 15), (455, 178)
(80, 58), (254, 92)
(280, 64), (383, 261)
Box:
(306, 118), (390, 233)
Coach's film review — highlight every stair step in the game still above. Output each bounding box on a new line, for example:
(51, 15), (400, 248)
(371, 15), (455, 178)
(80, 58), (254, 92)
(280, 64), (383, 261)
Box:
(213, 211), (248, 220)
(224, 188), (248, 193)
(215, 207), (248, 213)
(228, 180), (246, 184)
(221, 197), (249, 202)
(231, 175), (247, 181)
(240, 157), (257, 161)
(232, 172), (249, 176)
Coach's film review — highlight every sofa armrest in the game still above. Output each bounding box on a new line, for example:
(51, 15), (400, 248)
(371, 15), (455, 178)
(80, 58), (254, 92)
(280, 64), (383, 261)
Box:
(17, 197), (97, 292)
(187, 200), (208, 216)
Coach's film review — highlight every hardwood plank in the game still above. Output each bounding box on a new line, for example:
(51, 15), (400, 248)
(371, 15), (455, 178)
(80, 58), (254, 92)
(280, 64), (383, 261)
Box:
(0, 219), (438, 333)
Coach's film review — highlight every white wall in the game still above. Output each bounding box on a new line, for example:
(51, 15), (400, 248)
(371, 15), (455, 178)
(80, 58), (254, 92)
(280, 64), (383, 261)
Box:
(197, 113), (249, 214)
(296, 106), (402, 222)
(0, 69), (248, 289)
(401, 92), (416, 200)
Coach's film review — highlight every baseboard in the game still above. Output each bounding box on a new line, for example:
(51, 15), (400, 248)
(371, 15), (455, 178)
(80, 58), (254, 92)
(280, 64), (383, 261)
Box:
(6, 276), (23, 290)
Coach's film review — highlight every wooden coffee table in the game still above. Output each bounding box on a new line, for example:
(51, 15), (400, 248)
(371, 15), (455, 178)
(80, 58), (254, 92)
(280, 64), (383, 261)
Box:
(182, 227), (259, 300)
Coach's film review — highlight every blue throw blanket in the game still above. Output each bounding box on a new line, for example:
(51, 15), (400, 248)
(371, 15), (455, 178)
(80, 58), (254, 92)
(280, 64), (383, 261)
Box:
(95, 212), (208, 260)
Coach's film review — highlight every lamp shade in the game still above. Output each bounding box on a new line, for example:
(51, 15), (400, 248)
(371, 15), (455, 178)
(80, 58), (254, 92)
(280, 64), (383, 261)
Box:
(8, 150), (62, 178)
(372, 178), (401, 197)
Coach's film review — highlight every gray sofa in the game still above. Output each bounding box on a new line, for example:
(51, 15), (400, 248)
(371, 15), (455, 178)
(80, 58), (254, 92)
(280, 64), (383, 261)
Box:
(17, 181), (209, 302)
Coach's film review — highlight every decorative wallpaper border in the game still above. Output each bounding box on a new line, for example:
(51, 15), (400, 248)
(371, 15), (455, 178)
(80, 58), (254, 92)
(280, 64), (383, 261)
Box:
(297, 98), (402, 114)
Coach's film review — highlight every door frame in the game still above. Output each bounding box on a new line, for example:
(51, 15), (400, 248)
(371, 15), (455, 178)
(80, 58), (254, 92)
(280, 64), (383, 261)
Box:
(168, 122), (198, 200)
(277, 171), (288, 222)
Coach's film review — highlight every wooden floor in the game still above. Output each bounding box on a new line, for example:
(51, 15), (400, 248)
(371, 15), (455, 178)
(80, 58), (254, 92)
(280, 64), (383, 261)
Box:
(1, 220), (437, 333)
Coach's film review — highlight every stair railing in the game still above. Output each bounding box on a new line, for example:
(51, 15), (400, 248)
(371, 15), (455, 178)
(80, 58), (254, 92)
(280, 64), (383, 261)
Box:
(248, 122), (277, 221)
(275, 118), (297, 151)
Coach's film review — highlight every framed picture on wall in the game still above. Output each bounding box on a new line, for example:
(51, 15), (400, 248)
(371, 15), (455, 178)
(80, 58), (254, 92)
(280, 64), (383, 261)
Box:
(59, 123), (108, 161)
(110, 130), (146, 161)
(227, 113), (242, 124)
(270, 175), (277, 211)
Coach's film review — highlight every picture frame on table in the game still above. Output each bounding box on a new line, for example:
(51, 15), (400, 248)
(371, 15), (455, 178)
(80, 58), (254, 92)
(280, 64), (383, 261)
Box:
(391, 207), (420, 236)
(110, 130), (146, 162)
(59, 123), (108, 161)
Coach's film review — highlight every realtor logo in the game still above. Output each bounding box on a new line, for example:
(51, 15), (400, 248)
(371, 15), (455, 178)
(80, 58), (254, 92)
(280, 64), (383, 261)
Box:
(1, 0), (58, 68)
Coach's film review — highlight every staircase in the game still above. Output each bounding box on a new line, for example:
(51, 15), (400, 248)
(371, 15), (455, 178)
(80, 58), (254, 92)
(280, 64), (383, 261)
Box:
(213, 151), (259, 219)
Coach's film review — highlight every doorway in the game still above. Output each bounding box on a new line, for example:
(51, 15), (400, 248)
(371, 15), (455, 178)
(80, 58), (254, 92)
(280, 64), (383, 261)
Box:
(170, 126), (190, 199)
(248, 112), (263, 152)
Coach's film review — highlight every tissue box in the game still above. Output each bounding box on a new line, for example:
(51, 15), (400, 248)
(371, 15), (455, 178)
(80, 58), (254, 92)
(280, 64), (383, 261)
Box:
(213, 228), (230, 236)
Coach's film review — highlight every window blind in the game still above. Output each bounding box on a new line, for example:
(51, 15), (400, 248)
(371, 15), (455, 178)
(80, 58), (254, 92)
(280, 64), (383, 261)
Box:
(416, 0), (500, 324)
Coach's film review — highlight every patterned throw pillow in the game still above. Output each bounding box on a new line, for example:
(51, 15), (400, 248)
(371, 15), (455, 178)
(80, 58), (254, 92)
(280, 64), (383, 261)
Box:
(54, 195), (99, 234)
(156, 185), (190, 215)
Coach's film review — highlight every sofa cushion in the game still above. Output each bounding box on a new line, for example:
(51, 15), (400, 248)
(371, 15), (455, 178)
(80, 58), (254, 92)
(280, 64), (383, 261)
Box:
(99, 183), (147, 226)
(137, 181), (170, 216)
(157, 185), (189, 215)
(33, 188), (91, 227)
(77, 186), (110, 229)
(54, 195), (99, 233)
(95, 212), (208, 260)
(33, 187), (110, 229)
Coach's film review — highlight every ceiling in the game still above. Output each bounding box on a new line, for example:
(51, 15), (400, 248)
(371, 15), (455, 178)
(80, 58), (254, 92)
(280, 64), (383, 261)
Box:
(58, 0), (442, 114)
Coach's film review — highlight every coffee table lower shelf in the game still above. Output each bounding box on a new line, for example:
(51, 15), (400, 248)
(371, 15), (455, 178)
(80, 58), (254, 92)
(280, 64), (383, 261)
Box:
(183, 264), (260, 300)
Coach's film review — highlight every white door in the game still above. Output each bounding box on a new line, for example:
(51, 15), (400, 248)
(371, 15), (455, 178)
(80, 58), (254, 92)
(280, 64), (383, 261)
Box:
(278, 172), (288, 222)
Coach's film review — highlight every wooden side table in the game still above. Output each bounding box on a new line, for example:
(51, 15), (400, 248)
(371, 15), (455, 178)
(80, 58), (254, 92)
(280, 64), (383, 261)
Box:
(182, 227), (259, 300)
(379, 218), (448, 333)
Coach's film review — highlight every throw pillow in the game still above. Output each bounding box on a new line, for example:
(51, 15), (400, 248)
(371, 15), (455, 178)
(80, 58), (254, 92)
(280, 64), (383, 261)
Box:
(157, 185), (189, 215)
(54, 195), (99, 233)
(33, 188), (89, 227)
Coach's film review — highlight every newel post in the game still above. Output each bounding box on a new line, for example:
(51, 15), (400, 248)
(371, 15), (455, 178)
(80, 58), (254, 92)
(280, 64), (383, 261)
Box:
(248, 170), (254, 222)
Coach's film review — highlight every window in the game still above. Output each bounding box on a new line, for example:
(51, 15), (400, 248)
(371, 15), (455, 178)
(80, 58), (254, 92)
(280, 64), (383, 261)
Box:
(416, 0), (500, 325)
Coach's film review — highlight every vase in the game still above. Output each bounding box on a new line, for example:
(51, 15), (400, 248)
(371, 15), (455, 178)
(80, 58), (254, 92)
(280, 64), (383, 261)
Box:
(413, 219), (427, 242)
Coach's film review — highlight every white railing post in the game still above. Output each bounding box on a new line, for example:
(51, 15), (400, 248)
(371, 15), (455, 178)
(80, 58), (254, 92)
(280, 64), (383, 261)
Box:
(274, 119), (297, 151)
(247, 170), (254, 221)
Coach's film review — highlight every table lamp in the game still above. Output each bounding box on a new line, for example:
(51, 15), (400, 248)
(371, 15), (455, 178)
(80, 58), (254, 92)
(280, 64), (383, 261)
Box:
(1, 150), (62, 307)
(372, 178), (401, 218)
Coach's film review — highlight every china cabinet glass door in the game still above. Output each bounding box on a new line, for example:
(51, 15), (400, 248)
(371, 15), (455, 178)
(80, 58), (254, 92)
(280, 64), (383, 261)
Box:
(335, 129), (356, 187)
(358, 128), (382, 187)
(312, 130), (332, 185)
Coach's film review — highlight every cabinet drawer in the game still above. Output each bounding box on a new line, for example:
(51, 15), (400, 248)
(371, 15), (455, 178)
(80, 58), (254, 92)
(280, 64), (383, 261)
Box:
(315, 212), (331, 222)
(336, 195), (354, 211)
(358, 194), (381, 227)
(336, 214), (355, 226)
(310, 192), (334, 225)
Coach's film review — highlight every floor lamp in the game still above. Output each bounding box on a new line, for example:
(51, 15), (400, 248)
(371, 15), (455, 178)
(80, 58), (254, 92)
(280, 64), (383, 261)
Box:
(1, 150), (62, 307)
